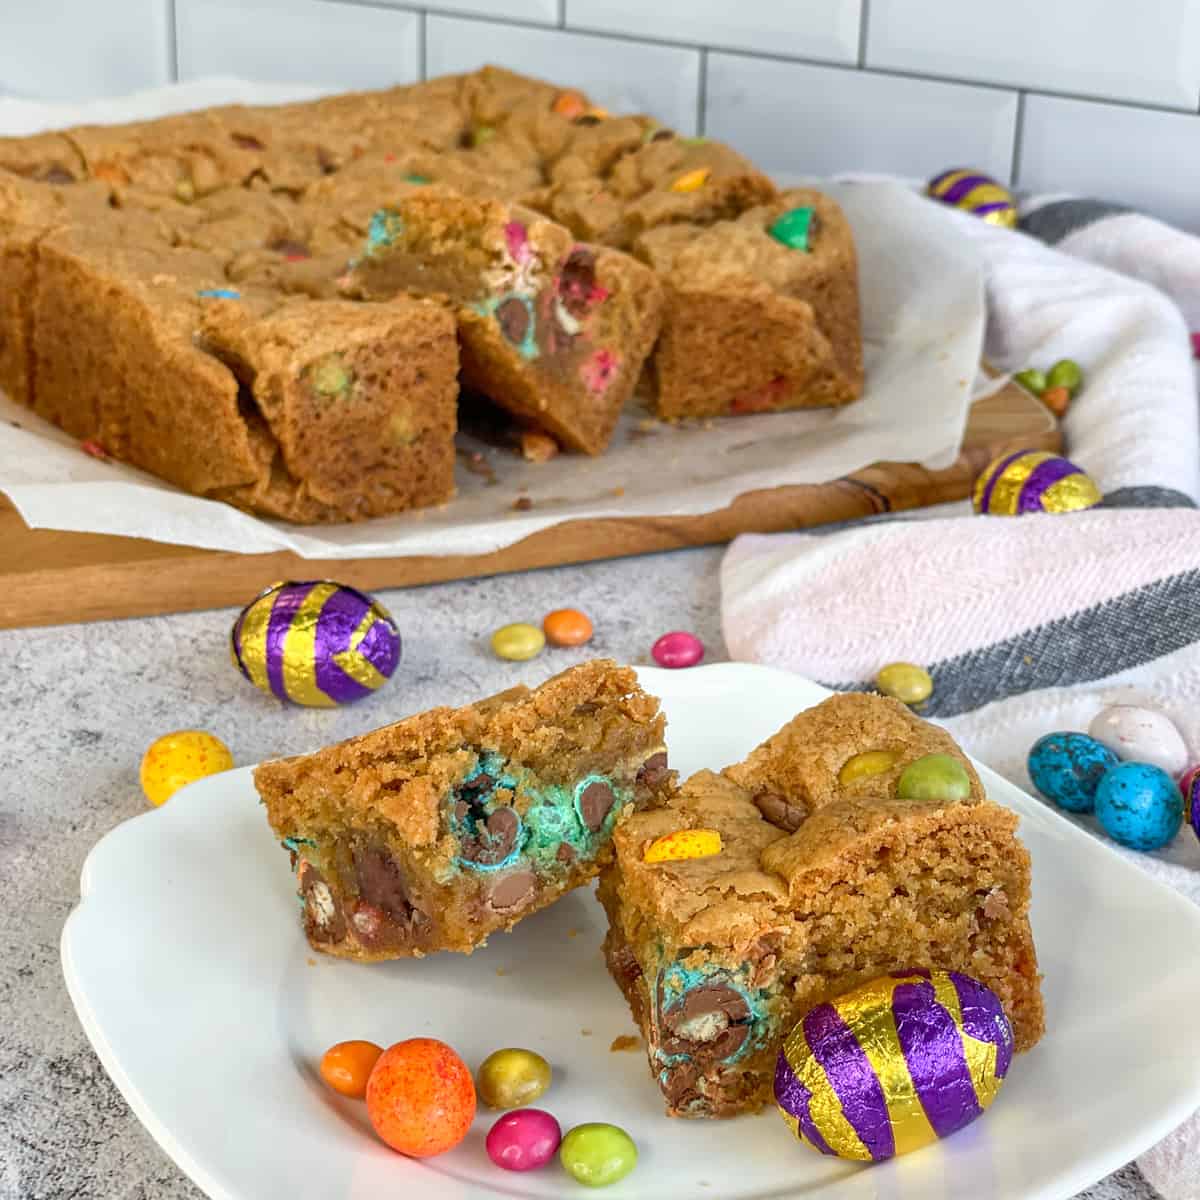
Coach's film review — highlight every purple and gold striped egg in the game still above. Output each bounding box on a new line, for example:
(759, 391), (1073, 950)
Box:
(231, 580), (401, 707)
(927, 168), (1017, 228)
(1181, 765), (1200, 842)
(774, 969), (1013, 1161)
(973, 449), (1102, 516)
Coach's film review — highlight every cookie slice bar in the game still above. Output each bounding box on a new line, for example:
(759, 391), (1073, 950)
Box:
(27, 226), (458, 522)
(633, 187), (863, 419)
(599, 693), (1043, 1119)
(346, 189), (662, 454)
(254, 660), (674, 961)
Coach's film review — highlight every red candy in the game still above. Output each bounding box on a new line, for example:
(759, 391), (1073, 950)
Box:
(652, 630), (704, 669)
(365, 1038), (476, 1157)
(486, 1108), (562, 1172)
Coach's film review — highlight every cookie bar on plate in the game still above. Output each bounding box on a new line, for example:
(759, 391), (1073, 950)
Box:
(254, 660), (674, 961)
(599, 692), (1044, 1118)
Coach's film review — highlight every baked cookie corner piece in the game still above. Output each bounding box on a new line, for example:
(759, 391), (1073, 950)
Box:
(599, 692), (1043, 1119)
(254, 659), (674, 961)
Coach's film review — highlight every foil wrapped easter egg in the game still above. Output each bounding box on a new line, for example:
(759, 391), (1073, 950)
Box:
(973, 450), (1102, 516)
(774, 969), (1013, 1161)
(231, 580), (400, 706)
(1182, 765), (1200, 841)
(926, 169), (1017, 228)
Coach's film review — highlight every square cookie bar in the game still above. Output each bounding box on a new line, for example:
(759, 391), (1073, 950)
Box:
(345, 189), (663, 454)
(633, 187), (863, 419)
(599, 692), (1043, 1119)
(255, 660), (674, 961)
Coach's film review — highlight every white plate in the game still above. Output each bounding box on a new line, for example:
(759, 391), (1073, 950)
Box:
(62, 663), (1200, 1200)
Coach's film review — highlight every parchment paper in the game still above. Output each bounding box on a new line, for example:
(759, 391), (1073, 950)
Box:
(0, 82), (985, 559)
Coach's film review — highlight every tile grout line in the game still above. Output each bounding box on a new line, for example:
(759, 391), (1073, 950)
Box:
(857, 0), (870, 68)
(558, 0), (566, 28)
(328, 5), (1200, 122)
(167, 0), (179, 83)
(1009, 90), (1025, 187)
(696, 48), (707, 136)
(418, 8), (427, 80)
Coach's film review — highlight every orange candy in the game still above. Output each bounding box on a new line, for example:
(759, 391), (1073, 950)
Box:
(670, 167), (711, 194)
(366, 1038), (476, 1157)
(1041, 385), (1071, 417)
(543, 608), (594, 647)
(553, 91), (587, 120)
(320, 1040), (383, 1098)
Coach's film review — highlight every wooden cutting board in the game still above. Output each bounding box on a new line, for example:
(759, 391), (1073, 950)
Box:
(0, 379), (1058, 630)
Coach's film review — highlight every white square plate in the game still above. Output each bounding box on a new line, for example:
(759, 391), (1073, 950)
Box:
(62, 663), (1200, 1200)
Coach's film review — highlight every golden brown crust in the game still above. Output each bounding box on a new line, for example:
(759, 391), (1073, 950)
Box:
(0, 67), (862, 520)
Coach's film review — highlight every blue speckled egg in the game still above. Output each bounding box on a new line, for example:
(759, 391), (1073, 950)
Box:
(1094, 762), (1183, 851)
(1027, 732), (1119, 813)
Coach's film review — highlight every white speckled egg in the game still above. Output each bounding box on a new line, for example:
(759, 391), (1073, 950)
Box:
(1088, 706), (1190, 777)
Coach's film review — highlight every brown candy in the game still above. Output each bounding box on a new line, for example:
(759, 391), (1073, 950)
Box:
(485, 868), (537, 912)
(353, 843), (414, 923)
(637, 751), (670, 789)
(753, 790), (807, 833)
(459, 805), (521, 865)
(660, 983), (751, 1063)
(496, 295), (530, 344)
(578, 780), (616, 831)
(299, 861), (347, 944)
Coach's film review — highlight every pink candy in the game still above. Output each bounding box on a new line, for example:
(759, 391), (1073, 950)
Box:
(652, 630), (704, 669)
(486, 1108), (562, 1172)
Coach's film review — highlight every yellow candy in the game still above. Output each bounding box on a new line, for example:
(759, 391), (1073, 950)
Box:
(838, 750), (901, 787)
(491, 622), (545, 661)
(876, 662), (933, 705)
(140, 730), (234, 807)
(643, 828), (723, 863)
(670, 167), (710, 194)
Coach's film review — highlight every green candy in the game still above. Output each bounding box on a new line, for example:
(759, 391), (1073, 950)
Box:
(897, 754), (972, 802)
(560, 1123), (638, 1187)
(1013, 368), (1047, 396)
(1046, 358), (1083, 395)
(471, 125), (496, 148)
(308, 356), (352, 397)
(768, 206), (815, 253)
(403, 173), (430, 185)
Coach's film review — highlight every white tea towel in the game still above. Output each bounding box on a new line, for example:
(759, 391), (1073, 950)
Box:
(720, 197), (1200, 1200)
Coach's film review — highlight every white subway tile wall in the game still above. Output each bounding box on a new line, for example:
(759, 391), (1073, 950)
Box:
(176, 0), (421, 91)
(425, 16), (702, 133)
(2, 0), (1198, 228)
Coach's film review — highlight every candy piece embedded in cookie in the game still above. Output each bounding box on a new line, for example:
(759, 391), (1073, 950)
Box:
(254, 660), (676, 961)
(599, 693), (1043, 1119)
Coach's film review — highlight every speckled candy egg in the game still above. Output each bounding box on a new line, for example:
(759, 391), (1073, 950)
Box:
(140, 730), (234, 807)
(926, 169), (1017, 228)
(1088, 705), (1190, 777)
(230, 580), (401, 706)
(1182, 766), (1200, 842)
(973, 450), (1102, 516)
(1094, 762), (1183, 851)
(1027, 732), (1119, 813)
(774, 969), (1012, 1161)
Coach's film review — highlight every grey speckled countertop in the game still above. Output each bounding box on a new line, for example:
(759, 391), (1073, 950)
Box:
(0, 546), (1156, 1199)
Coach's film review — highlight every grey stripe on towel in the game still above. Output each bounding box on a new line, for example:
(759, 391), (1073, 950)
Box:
(1019, 198), (1131, 245)
(830, 568), (1200, 719)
